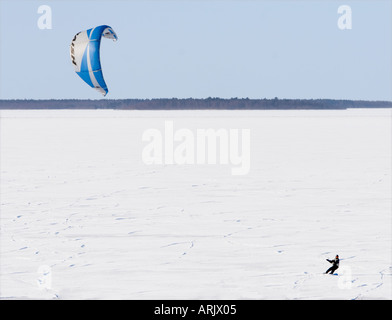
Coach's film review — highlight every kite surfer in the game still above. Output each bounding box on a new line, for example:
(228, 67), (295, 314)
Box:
(325, 255), (339, 274)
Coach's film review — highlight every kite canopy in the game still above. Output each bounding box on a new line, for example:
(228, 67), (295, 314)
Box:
(70, 25), (118, 96)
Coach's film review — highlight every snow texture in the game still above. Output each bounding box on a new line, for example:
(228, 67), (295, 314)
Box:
(0, 109), (391, 299)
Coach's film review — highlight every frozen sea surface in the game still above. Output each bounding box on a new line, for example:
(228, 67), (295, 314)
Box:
(0, 109), (391, 299)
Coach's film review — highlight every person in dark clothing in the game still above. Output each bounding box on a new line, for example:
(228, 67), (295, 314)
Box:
(325, 255), (339, 274)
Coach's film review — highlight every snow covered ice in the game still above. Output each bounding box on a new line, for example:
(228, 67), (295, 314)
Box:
(0, 109), (391, 299)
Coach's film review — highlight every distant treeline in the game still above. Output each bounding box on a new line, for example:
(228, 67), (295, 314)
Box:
(0, 98), (391, 110)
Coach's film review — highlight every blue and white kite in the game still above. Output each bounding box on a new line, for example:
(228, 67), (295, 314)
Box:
(70, 25), (118, 96)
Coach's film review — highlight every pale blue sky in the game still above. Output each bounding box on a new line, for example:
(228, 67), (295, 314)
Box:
(0, 0), (391, 100)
